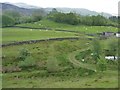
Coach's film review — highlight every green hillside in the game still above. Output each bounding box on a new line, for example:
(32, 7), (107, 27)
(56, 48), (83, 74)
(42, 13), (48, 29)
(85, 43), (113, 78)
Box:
(16, 19), (118, 34)
(2, 27), (78, 44)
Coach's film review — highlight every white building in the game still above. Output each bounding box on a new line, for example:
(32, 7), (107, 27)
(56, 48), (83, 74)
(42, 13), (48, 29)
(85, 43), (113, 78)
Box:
(105, 56), (118, 60)
(116, 33), (120, 38)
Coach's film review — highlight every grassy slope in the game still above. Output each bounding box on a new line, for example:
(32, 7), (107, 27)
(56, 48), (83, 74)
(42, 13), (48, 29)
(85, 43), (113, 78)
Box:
(17, 19), (118, 34)
(2, 39), (118, 88)
(68, 49), (96, 71)
(2, 19), (118, 88)
(2, 19), (118, 44)
(2, 28), (78, 44)
(2, 70), (118, 88)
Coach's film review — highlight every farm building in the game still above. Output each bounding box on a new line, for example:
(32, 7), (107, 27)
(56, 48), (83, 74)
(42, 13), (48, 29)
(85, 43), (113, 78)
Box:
(102, 32), (115, 37)
(99, 32), (120, 38)
(115, 32), (120, 38)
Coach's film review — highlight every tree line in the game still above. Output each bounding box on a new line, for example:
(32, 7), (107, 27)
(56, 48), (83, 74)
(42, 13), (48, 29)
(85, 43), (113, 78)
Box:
(1, 8), (118, 27)
(47, 8), (118, 26)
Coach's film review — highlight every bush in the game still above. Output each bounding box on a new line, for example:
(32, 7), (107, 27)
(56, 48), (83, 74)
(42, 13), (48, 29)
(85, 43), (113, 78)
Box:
(2, 66), (21, 73)
(91, 39), (101, 63)
(18, 48), (30, 61)
(18, 56), (36, 69)
(46, 57), (60, 73)
(97, 58), (107, 72)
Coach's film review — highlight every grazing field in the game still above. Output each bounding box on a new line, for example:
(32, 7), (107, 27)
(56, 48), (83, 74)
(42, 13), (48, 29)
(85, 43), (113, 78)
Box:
(17, 19), (118, 34)
(2, 28), (79, 44)
(2, 38), (118, 88)
(2, 19), (118, 88)
(1, 2), (119, 88)
(2, 70), (118, 88)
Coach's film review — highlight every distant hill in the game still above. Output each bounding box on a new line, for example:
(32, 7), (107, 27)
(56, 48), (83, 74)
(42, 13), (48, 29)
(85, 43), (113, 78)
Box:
(1, 3), (112, 18)
(6, 2), (40, 9)
(0, 3), (45, 15)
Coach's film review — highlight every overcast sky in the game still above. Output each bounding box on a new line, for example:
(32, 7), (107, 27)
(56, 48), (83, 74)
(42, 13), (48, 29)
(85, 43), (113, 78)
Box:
(1, 0), (119, 15)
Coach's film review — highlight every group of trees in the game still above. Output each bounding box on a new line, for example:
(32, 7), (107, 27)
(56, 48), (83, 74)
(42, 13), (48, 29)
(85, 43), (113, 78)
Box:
(48, 11), (79, 25)
(80, 15), (110, 26)
(109, 16), (118, 23)
(1, 15), (15, 27)
(48, 8), (118, 26)
(1, 9), (45, 27)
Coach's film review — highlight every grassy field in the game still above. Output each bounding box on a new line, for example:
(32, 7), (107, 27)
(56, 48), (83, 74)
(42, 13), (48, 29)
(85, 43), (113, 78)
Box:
(2, 27), (79, 44)
(2, 70), (118, 88)
(2, 38), (118, 88)
(2, 19), (118, 88)
(17, 19), (118, 34)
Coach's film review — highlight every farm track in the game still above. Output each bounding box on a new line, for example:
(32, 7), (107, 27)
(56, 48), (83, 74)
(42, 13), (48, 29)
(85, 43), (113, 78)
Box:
(68, 48), (96, 71)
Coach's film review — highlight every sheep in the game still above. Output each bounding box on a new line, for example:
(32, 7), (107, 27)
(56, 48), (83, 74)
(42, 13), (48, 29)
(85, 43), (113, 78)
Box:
(30, 29), (33, 31)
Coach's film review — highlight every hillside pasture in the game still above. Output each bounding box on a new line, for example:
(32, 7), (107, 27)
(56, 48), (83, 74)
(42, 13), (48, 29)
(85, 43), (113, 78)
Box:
(16, 19), (118, 34)
(1, 19), (118, 88)
(2, 39), (118, 88)
(2, 28), (79, 44)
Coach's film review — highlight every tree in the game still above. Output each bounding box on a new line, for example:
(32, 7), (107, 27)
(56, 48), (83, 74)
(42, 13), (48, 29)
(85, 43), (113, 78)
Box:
(65, 12), (79, 25)
(51, 8), (58, 13)
(2, 15), (15, 27)
(92, 15), (108, 26)
(32, 9), (45, 22)
(3, 10), (21, 24)
(81, 16), (93, 25)
(109, 16), (118, 23)
(19, 16), (35, 23)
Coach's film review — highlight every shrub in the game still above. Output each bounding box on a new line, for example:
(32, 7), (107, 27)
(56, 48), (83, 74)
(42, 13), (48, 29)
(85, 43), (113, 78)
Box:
(2, 66), (21, 73)
(18, 48), (30, 61)
(18, 56), (36, 69)
(97, 58), (107, 72)
(46, 57), (60, 73)
(91, 39), (101, 63)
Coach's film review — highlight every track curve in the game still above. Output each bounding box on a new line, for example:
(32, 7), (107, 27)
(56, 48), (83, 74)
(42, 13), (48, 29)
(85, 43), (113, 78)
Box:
(68, 48), (96, 71)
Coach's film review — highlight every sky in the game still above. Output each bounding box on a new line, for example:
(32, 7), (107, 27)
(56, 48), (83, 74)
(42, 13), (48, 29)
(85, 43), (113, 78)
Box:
(0, 0), (119, 15)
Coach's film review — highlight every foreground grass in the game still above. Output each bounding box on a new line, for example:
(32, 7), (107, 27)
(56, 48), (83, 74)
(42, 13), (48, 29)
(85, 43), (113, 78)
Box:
(2, 70), (118, 88)
(17, 19), (118, 34)
(2, 39), (118, 88)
